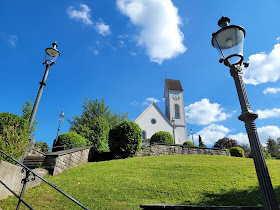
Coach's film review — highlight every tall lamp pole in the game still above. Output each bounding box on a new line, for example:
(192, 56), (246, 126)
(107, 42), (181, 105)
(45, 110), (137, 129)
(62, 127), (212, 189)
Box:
(212, 17), (278, 209)
(28, 42), (60, 132)
(190, 127), (194, 146)
(170, 118), (176, 144)
(54, 110), (66, 145)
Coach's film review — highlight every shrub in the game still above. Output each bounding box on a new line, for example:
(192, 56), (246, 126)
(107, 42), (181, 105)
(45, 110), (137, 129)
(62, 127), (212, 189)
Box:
(229, 147), (245, 157)
(108, 121), (142, 158)
(34, 140), (50, 153)
(52, 132), (87, 152)
(150, 131), (174, 145)
(0, 112), (29, 163)
(183, 141), (197, 147)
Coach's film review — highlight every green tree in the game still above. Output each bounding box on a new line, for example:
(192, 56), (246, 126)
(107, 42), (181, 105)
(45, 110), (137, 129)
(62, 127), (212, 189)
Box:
(108, 121), (142, 158)
(183, 141), (197, 147)
(0, 113), (29, 163)
(34, 140), (49, 153)
(70, 97), (128, 152)
(266, 138), (278, 157)
(53, 132), (87, 152)
(240, 143), (251, 152)
(21, 100), (38, 135)
(198, 135), (206, 148)
(277, 137), (280, 150)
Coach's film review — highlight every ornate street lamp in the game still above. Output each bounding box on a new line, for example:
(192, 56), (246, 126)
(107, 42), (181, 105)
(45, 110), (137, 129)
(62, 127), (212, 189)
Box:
(28, 42), (60, 131)
(54, 110), (65, 145)
(190, 127), (194, 147)
(212, 17), (278, 209)
(170, 118), (176, 144)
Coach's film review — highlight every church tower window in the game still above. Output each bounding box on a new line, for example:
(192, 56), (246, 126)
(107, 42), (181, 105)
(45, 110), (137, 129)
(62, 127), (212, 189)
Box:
(175, 104), (180, 119)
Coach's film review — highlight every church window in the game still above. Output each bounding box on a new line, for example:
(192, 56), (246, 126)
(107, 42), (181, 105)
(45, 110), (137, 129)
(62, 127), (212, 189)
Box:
(151, 118), (157, 124)
(175, 104), (180, 119)
(142, 131), (147, 139)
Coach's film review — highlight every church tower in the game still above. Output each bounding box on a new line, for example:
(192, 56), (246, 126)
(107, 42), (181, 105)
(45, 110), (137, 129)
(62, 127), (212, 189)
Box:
(164, 79), (187, 144)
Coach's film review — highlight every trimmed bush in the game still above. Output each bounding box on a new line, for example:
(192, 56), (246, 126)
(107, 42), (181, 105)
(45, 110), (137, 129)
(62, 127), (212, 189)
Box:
(150, 131), (174, 145)
(53, 132), (87, 152)
(0, 112), (29, 163)
(108, 121), (142, 158)
(229, 147), (245, 157)
(183, 141), (197, 147)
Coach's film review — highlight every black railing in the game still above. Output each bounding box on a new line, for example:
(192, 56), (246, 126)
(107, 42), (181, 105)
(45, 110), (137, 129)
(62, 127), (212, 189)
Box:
(0, 149), (90, 210)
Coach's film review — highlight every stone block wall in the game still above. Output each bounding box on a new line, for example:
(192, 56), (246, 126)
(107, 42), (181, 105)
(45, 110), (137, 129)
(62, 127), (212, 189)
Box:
(44, 146), (94, 176)
(0, 161), (48, 200)
(135, 143), (230, 157)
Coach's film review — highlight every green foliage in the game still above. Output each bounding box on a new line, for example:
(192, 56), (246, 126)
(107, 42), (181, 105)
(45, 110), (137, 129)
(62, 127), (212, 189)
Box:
(229, 147), (245, 157)
(183, 141), (197, 147)
(0, 112), (29, 163)
(70, 97), (128, 152)
(240, 143), (251, 152)
(21, 100), (38, 135)
(214, 137), (239, 149)
(53, 132), (87, 152)
(34, 140), (50, 153)
(108, 121), (142, 158)
(266, 138), (279, 157)
(198, 135), (206, 148)
(150, 131), (174, 145)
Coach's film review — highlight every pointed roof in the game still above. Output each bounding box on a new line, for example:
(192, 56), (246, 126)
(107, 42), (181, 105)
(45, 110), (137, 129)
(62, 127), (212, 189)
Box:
(165, 79), (183, 91)
(134, 102), (172, 126)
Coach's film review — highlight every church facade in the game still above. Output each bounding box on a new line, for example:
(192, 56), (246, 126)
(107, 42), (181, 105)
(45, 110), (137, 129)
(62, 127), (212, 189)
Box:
(134, 79), (188, 145)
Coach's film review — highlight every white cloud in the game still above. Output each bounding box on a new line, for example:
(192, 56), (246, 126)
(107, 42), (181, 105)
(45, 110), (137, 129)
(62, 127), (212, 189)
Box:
(263, 87), (280, 94)
(194, 123), (231, 146)
(67, 4), (93, 25)
(117, 0), (186, 64)
(142, 97), (159, 106)
(96, 20), (111, 36)
(256, 108), (280, 119)
(244, 44), (280, 85)
(228, 133), (248, 145)
(277, 37), (280, 41)
(8, 35), (17, 48)
(130, 100), (139, 106)
(230, 125), (280, 146)
(185, 98), (233, 125)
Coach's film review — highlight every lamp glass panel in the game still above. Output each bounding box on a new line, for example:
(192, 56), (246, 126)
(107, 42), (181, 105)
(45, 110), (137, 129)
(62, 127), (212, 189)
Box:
(45, 48), (60, 64)
(213, 26), (244, 65)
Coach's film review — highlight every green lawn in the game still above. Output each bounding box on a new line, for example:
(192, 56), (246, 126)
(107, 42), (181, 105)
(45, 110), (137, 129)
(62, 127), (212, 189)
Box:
(1, 155), (280, 209)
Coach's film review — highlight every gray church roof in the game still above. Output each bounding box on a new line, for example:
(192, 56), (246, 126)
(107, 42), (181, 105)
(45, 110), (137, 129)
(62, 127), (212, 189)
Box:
(165, 79), (183, 91)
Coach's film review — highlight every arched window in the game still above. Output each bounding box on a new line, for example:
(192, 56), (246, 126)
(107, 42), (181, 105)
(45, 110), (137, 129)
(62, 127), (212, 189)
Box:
(142, 130), (147, 139)
(175, 104), (180, 119)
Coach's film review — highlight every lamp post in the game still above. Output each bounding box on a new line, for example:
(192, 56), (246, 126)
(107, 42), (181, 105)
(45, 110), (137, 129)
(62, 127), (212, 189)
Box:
(190, 127), (194, 146)
(28, 42), (60, 132)
(54, 110), (66, 145)
(212, 17), (278, 209)
(170, 118), (176, 144)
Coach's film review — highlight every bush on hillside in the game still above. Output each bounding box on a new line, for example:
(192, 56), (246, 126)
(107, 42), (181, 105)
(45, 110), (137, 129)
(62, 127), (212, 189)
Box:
(108, 121), (142, 158)
(183, 141), (197, 147)
(0, 112), (29, 163)
(229, 147), (245, 157)
(150, 131), (174, 145)
(34, 140), (50, 153)
(52, 132), (87, 152)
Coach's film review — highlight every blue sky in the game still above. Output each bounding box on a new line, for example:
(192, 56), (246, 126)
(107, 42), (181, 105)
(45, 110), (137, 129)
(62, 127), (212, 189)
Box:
(1, 0), (280, 148)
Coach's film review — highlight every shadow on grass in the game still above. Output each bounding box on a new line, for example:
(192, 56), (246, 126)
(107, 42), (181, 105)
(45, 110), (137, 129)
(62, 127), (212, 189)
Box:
(181, 186), (280, 207)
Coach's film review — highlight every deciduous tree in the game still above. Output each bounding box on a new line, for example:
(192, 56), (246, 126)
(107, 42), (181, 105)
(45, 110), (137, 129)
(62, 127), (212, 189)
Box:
(214, 137), (239, 149)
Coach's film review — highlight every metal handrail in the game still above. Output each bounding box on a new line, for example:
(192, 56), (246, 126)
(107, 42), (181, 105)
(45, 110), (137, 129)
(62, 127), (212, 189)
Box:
(0, 149), (90, 210)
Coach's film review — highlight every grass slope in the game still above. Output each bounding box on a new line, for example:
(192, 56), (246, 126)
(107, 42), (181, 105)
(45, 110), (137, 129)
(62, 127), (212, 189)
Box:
(1, 155), (280, 209)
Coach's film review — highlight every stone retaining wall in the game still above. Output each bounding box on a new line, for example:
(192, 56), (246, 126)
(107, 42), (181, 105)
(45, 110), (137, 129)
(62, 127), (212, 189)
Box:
(44, 146), (94, 176)
(135, 143), (230, 157)
(0, 161), (48, 200)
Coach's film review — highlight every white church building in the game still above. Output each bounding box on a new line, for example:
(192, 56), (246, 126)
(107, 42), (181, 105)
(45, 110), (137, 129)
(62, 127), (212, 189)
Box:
(134, 79), (188, 145)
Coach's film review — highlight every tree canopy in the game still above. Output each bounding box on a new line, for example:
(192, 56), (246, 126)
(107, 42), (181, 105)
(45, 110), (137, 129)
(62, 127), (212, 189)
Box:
(70, 97), (128, 152)
(214, 137), (239, 149)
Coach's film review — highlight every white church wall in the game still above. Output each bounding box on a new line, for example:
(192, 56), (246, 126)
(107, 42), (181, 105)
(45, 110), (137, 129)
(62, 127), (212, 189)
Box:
(134, 104), (173, 139)
(174, 126), (187, 144)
